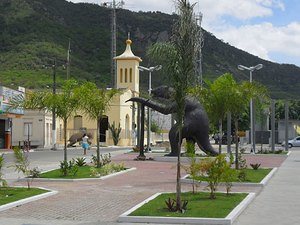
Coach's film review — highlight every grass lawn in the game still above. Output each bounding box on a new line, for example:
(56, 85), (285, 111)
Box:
(242, 168), (272, 183)
(192, 168), (272, 183)
(129, 192), (248, 218)
(0, 187), (48, 206)
(39, 165), (125, 179)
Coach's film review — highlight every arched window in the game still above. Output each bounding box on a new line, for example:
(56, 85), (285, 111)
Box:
(129, 68), (133, 82)
(120, 68), (123, 83)
(125, 68), (128, 83)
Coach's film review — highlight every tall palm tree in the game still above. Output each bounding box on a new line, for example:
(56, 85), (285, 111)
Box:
(76, 82), (118, 167)
(147, 0), (199, 212)
(9, 80), (80, 166)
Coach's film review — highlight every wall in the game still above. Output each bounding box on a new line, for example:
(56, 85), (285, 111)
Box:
(12, 110), (52, 148)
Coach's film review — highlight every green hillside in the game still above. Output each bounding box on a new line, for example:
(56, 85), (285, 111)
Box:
(0, 0), (299, 99)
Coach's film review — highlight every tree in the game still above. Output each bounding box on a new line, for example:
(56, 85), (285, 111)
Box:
(76, 82), (118, 168)
(9, 80), (80, 171)
(227, 79), (269, 169)
(191, 73), (236, 153)
(147, 0), (199, 212)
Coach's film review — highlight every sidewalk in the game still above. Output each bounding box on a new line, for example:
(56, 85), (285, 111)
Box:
(233, 149), (300, 225)
(0, 148), (294, 225)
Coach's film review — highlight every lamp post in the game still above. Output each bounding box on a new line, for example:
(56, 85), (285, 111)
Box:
(138, 65), (162, 152)
(238, 64), (263, 153)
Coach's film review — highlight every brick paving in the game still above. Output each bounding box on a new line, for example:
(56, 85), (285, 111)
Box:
(0, 151), (288, 225)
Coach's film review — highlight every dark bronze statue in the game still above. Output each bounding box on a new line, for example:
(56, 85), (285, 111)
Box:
(68, 132), (93, 147)
(127, 86), (218, 156)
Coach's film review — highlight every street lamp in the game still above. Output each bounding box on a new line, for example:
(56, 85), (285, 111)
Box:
(238, 64), (263, 153)
(138, 65), (162, 152)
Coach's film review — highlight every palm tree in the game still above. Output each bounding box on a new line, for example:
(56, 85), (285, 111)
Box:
(147, 0), (199, 212)
(226, 78), (269, 169)
(76, 82), (118, 168)
(193, 73), (236, 153)
(9, 80), (80, 166)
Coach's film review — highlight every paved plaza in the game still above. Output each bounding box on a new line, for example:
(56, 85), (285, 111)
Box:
(0, 146), (298, 225)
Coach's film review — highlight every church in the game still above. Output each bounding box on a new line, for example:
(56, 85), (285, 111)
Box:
(60, 38), (142, 147)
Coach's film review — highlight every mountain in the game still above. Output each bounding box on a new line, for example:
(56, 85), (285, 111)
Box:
(0, 0), (299, 99)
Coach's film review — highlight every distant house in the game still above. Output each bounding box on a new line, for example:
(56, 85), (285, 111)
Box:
(12, 110), (53, 148)
(0, 86), (24, 149)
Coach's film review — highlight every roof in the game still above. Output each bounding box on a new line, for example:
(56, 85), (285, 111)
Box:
(114, 39), (142, 62)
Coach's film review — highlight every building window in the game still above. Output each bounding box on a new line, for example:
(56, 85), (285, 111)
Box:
(120, 68), (123, 83)
(24, 122), (32, 137)
(74, 115), (83, 130)
(125, 68), (128, 83)
(130, 68), (132, 82)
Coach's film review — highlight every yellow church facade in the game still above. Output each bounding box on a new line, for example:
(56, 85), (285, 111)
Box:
(60, 39), (141, 147)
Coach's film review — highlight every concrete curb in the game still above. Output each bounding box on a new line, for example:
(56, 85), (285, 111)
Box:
(118, 192), (256, 225)
(18, 167), (136, 182)
(154, 153), (288, 163)
(0, 186), (58, 212)
(181, 167), (277, 187)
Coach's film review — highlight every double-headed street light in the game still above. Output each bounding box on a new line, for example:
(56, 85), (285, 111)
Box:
(138, 65), (162, 152)
(238, 64), (263, 153)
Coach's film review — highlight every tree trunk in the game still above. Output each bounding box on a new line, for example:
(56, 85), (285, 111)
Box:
(176, 127), (182, 211)
(63, 119), (67, 162)
(219, 119), (222, 154)
(97, 117), (101, 168)
(235, 119), (239, 169)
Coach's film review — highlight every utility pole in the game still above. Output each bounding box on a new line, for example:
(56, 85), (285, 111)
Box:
(102, 0), (125, 88)
(43, 59), (66, 150)
(195, 12), (204, 87)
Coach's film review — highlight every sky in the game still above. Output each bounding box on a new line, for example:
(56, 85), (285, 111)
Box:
(68, 0), (300, 67)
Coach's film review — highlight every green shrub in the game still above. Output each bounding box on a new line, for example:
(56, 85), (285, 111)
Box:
(108, 121), (122, 145)
(91, 153), (111, 167)
(29, 167), (41, 178)
(98, 163), (125, 176)
(250, 163), (261, 170)
(12, 147), (33, 189)
(183, 153), (201, 194)
(221, 155), (236, 195)
(199, 154), (231, 199)
(89, 167), (100, 177)
(185, 140), (195, 156)
(60, 159), (79, 177)
(237, 152), (248, 182)
(101, 153), (111, 166)
(75, 157), (86, 167)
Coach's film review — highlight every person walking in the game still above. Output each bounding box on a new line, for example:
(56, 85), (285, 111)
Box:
(82, 133), (89, 155)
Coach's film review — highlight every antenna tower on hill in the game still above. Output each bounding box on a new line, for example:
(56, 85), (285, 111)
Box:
(101, 0), (125, 88)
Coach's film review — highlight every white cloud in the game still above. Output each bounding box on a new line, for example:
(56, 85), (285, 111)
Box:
(68, 0), (300, 66)
(214, 22), (300, 62)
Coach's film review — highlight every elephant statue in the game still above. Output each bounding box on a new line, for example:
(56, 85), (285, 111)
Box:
(67, 132), (93, 147)
(127, 86), (218, 156)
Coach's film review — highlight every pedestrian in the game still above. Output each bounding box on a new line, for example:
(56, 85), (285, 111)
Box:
(82, 133), (89, 155)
